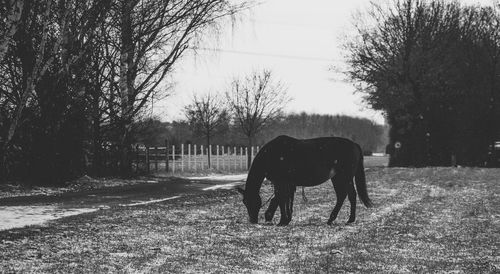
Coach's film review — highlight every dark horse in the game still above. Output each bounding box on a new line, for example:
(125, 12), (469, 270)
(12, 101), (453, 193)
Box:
(237, 135), (373, 226)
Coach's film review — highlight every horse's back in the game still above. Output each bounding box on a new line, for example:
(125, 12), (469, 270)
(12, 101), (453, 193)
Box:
(258, 135), (361, 185)
(269, 136), (359, 163)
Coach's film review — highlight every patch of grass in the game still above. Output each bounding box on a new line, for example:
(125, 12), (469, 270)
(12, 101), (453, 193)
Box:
(1, 167), (499, 273)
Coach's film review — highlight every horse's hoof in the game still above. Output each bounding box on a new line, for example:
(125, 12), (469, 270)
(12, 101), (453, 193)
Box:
(346, 219), (355, 224)
(277, 222), (289, 226)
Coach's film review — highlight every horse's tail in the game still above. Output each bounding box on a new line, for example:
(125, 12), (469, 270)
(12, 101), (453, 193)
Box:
(354, 144), (373, 208)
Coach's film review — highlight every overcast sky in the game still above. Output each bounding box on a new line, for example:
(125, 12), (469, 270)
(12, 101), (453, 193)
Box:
(154, 0), (494, 125)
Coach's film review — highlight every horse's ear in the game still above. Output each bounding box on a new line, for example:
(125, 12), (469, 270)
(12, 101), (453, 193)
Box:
(236, 187), (245, 195)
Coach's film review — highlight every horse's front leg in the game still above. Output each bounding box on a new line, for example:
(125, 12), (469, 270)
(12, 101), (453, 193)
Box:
(264, 197), (279, 223)
(277, 186), (296, 226)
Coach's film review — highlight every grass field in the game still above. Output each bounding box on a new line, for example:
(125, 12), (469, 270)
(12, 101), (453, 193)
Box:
(1, 167), (499, 273)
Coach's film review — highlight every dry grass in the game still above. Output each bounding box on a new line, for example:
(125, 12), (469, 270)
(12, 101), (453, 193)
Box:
(1, 167), (499, 273)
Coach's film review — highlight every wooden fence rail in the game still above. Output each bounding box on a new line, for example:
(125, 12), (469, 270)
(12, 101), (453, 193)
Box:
(134, 144), (260, 174)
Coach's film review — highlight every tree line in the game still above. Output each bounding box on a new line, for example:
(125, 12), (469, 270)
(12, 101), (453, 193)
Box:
(0, 0), (248, 184)
(346, 0), (500, 167)
(134, 113), (387, 158)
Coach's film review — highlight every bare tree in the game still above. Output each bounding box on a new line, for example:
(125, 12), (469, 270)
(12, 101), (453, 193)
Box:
(185, 93), (229, 168)
(0, 0), (251, 181)
(226, 69), (290, 167)
(110, 0), (247, 175)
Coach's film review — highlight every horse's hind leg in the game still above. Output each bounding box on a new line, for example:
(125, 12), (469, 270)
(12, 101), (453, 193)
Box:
(265, 197), (279, 222)
(327, 176), (347, 225)
(346, 178), (357, 223)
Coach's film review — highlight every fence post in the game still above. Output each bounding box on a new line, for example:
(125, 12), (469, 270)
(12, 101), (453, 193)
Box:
(209, 145), (212, 169)
(165, 140), (169, 172)
(188, 144), (191, 171)
(245, 147), (248, 170)
(194, 144), (197, 171)
(216, 145), (219, 170)
(200, 145), (205, 170)
(251, 146), (254, 164)
(230, 146), (233, 171)
(172, 145), (175, 173)
(233, 146), (236, 170)
(181, 144), (184, 172)
(222, 146), (225, 170)
(240, 147), (243, 170)
(230, 146), (233, 170)
(146, 146), (150, 173)
(153, 146), (158, 172)
(226, 146), (229, 171)
(135, 144), (139, 173)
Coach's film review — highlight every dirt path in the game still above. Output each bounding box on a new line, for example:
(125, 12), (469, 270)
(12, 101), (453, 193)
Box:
(0, 174), (246, 231)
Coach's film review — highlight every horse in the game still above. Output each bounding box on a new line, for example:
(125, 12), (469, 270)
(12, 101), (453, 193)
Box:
(237, 135), (373, 226)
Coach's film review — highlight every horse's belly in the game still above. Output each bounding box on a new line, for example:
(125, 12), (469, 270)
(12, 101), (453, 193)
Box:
(297, 167), (336, 186)
(265, 157), (336, 186)
(269, 166), (335, 187)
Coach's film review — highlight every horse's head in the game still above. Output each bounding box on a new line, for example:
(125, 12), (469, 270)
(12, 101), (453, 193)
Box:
(237, 187), (261, 224)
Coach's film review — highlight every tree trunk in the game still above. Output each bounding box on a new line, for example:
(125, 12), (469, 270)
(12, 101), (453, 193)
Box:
(91, 100), (102, 175)
(0, 147), (9, 183)
(119, 122), (133, 177)
(206, 134), (211, 168)
(118, 1), (136, 176)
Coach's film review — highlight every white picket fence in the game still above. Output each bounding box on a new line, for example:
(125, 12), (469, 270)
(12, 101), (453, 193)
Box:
(136, 144), (260, 174)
